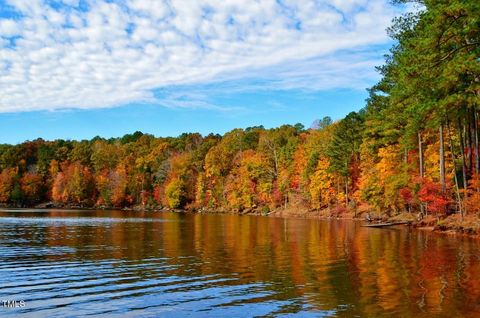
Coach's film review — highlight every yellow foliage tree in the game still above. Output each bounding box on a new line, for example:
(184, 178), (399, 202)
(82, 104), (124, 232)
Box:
(309, 156), (335, 209)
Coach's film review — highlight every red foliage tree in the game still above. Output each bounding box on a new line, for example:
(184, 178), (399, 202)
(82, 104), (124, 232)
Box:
(418, 180), (449, 215)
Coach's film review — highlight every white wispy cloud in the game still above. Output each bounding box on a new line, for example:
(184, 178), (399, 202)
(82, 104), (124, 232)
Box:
(0, 0), (400, 112)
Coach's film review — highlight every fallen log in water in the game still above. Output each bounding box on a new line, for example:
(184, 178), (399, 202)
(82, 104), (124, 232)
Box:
(361, 221), (411, 228)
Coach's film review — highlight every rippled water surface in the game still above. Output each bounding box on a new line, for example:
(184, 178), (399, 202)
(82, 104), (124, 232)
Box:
(0, 209), (479, 317)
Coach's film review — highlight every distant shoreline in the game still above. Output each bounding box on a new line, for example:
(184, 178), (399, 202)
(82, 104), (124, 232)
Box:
(2, 203), (478, 239)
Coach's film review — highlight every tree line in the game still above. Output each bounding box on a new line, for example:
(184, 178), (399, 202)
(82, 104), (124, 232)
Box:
(0, 0), (479, 217)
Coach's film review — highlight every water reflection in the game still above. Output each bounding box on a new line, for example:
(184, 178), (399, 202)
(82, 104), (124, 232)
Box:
(0, 209), (479, 317)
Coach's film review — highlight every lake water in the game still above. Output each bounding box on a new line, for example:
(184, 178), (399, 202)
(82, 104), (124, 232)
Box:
(0, 209), (479, 317)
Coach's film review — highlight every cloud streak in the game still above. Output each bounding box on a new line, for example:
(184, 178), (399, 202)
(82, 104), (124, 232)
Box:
(0, 0), (400, 112)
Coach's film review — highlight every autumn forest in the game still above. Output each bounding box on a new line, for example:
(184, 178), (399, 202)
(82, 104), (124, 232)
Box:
(1, 1), (479, 225)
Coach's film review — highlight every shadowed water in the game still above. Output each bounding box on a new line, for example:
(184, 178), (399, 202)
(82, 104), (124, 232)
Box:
(0, 209), (479, 317)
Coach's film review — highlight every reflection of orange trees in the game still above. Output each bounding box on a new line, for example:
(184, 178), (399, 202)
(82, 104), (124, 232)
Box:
(374, 236), (405, 312)
(345, 226), (409, 316)
(348, 227), (466, 317)
(461, 250), (480, 312)
(413, 236), (472, 315)
(24, 212), (480, 317)
(302, 221), (349, 309)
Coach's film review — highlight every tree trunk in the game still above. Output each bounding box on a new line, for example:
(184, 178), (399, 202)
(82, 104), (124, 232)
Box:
(459, 119), (468, 217)
(418, 131), (425, 216)
(439, 125), (446, 194)
(474, 109), (479, 175)
(418, 131), (424, 178)
(345, 178), (348, 207)
(467, 112), (473, 173)
(458, 118), (468, 190)
(345, 157), (349, 206)
(336, 178), (340, 209)
(273, 147), (278, 177)
(447, 119), (463, 216)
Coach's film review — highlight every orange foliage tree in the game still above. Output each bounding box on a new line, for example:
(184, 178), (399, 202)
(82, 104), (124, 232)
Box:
(52, 162), (94, 204)
(20, 172), (44, 204)
(0, 168), (18, 203)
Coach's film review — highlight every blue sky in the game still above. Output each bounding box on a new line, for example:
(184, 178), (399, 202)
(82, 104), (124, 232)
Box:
(1, 87), (370, 142)
(0, 0), (404, 144)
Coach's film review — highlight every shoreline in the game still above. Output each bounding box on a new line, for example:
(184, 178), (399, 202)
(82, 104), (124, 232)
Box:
(1, 202), (479, 239)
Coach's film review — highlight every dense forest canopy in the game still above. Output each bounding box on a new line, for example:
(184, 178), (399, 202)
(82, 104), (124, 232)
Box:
(0, 0), (479, 217)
